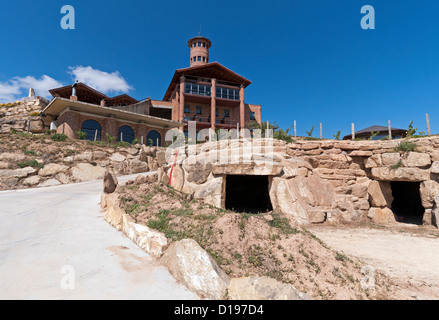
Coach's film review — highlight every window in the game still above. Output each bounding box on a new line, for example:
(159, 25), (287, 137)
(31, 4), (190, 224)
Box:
(216, 108), (219, 116)
(250, 112), (256, 120)
(216, 87), (240, 100)
(198, 56), (201, 61)
(203, 57), (206, 62)
(147, 130), (161, 147)
(185, 83), (211, 96)
(81, 120), (101, 141)
(184, 117), (191, 122)
(196, 105), (202, 115)
(203, 42), (206, 47)
(184, 104), (191, 114)
(198, 42), (201, 47)
(118, 125), (135, 143)
(224, 109), (230, 118)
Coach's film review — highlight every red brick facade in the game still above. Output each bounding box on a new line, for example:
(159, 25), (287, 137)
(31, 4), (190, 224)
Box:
(56, 111), (168, 146)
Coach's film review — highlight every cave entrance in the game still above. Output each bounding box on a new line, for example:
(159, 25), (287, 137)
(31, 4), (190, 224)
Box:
(390, 181), (425, 225)
(225, 175), (273, 214)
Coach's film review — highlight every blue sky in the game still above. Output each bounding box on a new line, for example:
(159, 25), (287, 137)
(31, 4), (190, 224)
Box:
(1, 0), (439, 138)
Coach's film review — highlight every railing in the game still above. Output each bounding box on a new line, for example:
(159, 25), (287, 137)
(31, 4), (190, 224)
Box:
(184, 81), (241, 101)
(183, 116), (239, 126)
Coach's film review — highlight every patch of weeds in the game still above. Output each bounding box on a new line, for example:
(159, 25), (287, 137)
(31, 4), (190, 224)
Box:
(268, 214), (300, 235)
(390, 160), (402, 170)
(233, 252), (242, 260)
(18, 160), (43, 169)
(395, 141), (416, 152)
(335, 252), (353, 263)
(147, 210), (172, 235)
(50, 133), (68, 142)
(173, 208), (193, 217)
(24, 150), (36, 156)
(299, 247), (310, 259)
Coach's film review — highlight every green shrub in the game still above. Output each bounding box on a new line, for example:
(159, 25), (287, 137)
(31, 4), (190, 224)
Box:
(77, 130), (87, 140)
(333, 131), (341, 140)
(18, 160), (43, 169)
(50, 133), (68, 142)
(106, 133), (116, 144)
(29, 112), (40, 117)
(395, 141), (416, 152)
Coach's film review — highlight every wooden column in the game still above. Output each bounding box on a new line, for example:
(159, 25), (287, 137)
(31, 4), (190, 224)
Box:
(211, 78), (216, 132)
(240, 85), (245, 137)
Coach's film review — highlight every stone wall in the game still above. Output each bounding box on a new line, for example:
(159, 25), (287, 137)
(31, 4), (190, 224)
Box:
(0, 144), (159, 190)
(0, 98), (48, 134)
(157, 137), (439, 229)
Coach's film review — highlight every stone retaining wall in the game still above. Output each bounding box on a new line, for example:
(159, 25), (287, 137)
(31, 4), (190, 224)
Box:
(158, 137), (439, 228)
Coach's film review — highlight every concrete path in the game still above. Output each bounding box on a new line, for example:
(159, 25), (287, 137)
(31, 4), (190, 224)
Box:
(0, 174), (199, 300)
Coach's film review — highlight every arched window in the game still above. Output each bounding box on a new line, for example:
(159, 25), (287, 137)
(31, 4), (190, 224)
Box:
(147, 130), (161, 147)
(118, 125), (135, 143)
(81, 120), (101, 141)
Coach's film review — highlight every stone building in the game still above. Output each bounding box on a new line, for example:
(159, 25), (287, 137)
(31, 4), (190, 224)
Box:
(40, 35), (262, 145)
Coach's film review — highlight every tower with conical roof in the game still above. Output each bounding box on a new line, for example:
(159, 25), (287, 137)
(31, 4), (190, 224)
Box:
(188, 36), (212, 67)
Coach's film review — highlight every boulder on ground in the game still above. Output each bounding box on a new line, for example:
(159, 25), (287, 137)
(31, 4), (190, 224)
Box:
(103, 170), (118, 194)
(72, 163), (106, 182)
(160, 239), (230, 300)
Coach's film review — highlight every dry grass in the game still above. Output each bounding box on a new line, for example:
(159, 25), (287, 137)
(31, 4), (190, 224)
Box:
(117, 176), (414, 300)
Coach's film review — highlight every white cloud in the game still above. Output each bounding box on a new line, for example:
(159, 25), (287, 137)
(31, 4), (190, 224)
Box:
(0, 82), (21, 102)
(69, 66), (133, 94)
(0, 75), (62, 103)
(0, 66), (133, 103)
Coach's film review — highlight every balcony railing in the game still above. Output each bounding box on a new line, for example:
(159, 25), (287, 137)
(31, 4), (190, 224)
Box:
(184, 82), (241, 101)
(183, 116), (239, 126)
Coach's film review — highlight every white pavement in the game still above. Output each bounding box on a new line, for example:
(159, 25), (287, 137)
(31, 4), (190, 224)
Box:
(0, 173), (199, 300)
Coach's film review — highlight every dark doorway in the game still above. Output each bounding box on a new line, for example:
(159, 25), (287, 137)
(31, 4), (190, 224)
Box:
(225, 175), (273, 214)
(390, 182), (424, 225)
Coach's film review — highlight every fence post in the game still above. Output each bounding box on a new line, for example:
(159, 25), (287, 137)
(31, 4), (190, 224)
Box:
(320, 123), (323, 140)
(62, 123), (65, 135)
(388, 120), (392, 140)
(121, 132), (124, 142)
(351, 123), (355, 140)
(426, 114), (431, 136)
(294, 120), (297, 138)
(94, 130), (98, 142)
(141, 136), (144, 145)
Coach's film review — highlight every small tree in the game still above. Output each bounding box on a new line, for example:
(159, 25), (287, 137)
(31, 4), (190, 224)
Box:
(77, 130), (87, 140)
(368, 131), (380, 141)
(305, 126), (315, 137)
(333, 131), (341, 140)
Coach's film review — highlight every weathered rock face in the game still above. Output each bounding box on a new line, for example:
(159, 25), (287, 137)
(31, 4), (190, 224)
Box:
(158, 137), (439, 228)
(0, 98), (48, 134)
(72, 163), (106, 182)
(38, 163), (68, 177)
(160, 239), (230, 300)
(368, 181), (393, 207)
(103, 170), (118, 194)
(228, 277), (311, 300)
(367, 207), (396, 224)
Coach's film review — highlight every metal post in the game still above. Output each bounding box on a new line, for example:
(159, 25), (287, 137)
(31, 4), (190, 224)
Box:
(320, 123), (323, 140)
(237, 123), (240, 139)
(352, 123), (355, 140)
(426, 114), (431, 136)
(62, 123), (65, 135)
(157, 138), (159, 147)
(141, 136), (144, 145)
(94, 130), (98, 142)
(388, 120), (392, 140)
(121, 132), (123, 142)
(294, 120), (297, 138)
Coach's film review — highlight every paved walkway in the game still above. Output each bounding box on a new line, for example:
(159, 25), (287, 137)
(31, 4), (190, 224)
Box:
(0, 174), (199, 300)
